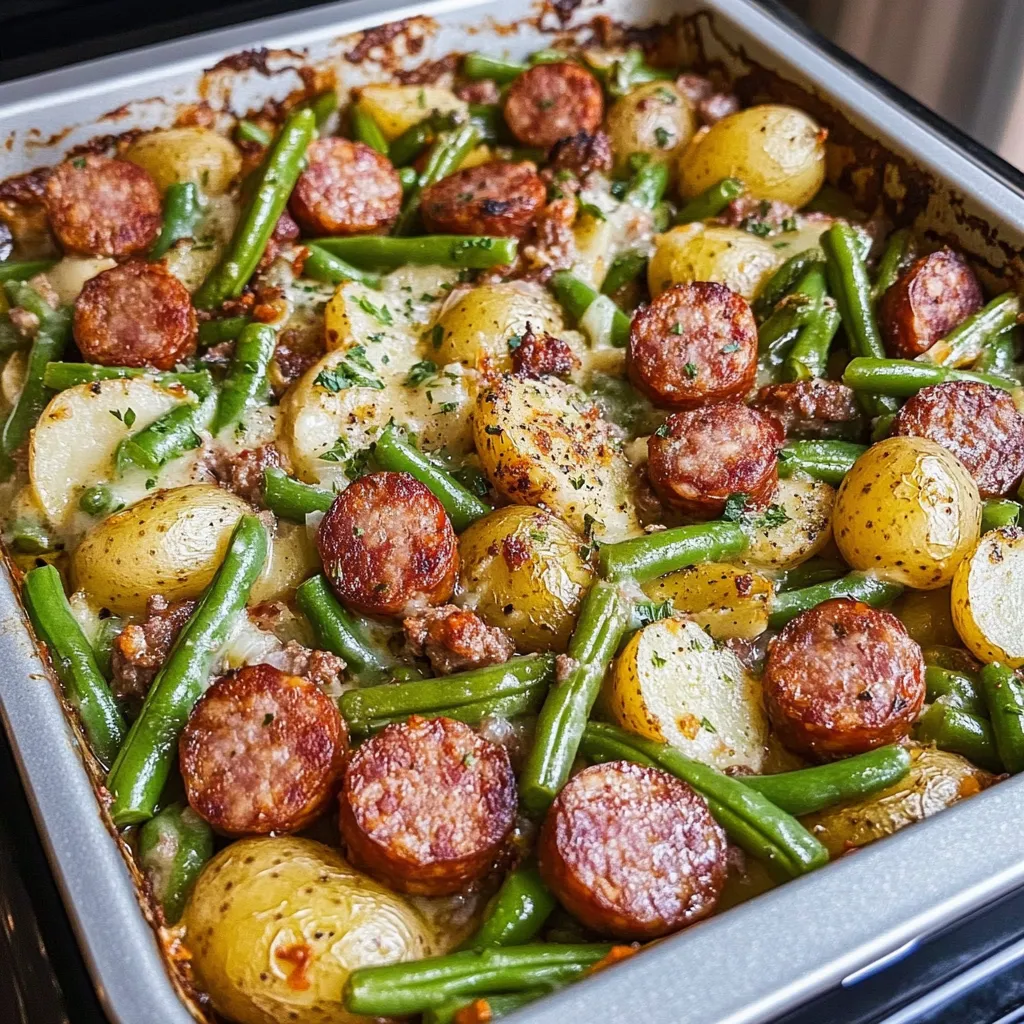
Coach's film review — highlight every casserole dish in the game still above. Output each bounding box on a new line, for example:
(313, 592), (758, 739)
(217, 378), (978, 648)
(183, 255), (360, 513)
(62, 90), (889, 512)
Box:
(2, 1), (1024, 1023)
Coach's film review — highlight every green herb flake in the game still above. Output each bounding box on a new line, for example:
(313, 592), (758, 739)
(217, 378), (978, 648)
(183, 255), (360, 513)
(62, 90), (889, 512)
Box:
(653, 126), (673, 149)
(722, 492), (752, 523)
(654, 423), (671, 438)
(700, 716), (717, 734)
(404, 360), (438, 387)
(578, 201), (606, 221)
(683, 362), (698, 378)
(670, 322), (684, 335)
(355, 296), (394, 325)
(651, 652), (667, 668)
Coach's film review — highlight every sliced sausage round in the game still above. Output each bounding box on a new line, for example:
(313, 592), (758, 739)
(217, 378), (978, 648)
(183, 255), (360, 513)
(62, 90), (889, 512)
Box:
(317, 471), (458, 617)
(879, 249), (983, 358)
(338, 715), (516, 895)
(44, 155), (162, 257)
(289, 138), (402, 236)
(752, 379), (862, 439)
(510, 325), (579, 378)
(548, 130), (614, 177)
(73, 261), (197, 369)
(890, 380), (1024, 498)
(628, 282), (758, 408)
(421, 162), (547, 238)
(179, 663), (347, 835)
(647, 402), (783, 519)
(763, 598), (926, 761)
(538, 761), (727, 939)
(503, 63), (604, 149)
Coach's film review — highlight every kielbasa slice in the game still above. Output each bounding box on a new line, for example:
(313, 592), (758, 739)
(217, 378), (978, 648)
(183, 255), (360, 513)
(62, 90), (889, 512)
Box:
(339, 715), (516, 895)
(548, 130), (614, 177)
(317, 471), (458, 617)
(538, 761), (727, 939)
(752, 379), (863, 439)
(289, 138), (402, 236)
(179, 664), (347, 835)
(763, 598), (926, 761)
(628, 282), (758, 408)
(44, 155), (162, 257)
(73, 261), (197, 369)
(647, 401), (783, 519)
(879, 250), (983, 358)
(510, 324), (579, 378)
(421, 162), (547, 238)
(891, 380), (1024, 498)
(503, 63), (604, 149)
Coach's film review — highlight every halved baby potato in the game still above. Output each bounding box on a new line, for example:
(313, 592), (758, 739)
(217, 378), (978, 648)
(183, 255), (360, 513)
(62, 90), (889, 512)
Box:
(607, 617), (768, 772)
(740, 476), (835, 571)
(355, 85), (467, 141)
(124, 127), (242, 194)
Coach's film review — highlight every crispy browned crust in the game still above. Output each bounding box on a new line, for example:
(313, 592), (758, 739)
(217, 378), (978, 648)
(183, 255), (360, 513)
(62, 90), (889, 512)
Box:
(422, 162), (547, 239)
(503, 63), (604, 149)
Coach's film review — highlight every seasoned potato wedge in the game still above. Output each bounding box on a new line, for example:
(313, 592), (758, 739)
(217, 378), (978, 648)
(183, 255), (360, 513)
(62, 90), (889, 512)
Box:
(834, 436), (981, 590)
(124, 127), (242, 194)
(161, 193), (238, 293)
(458, 505), (594, 652)
(606, 80), (697, 177)
(355, 85), (467, 141)
(678, 105), (827, 208)
(183, 837), (448, 1024)
(474, 374), (640, 542)
(642, 562), (774, 640)
(71, 485), (252, 614)
(802, 745), (992, 857)
(608, 617), (769, 772)
(29, 378), (184, 527)
(739, 476), (835, 571)
(248, 522), (319, 606)
(952, 526), (1024, 666)
(42, 256), (117, 305)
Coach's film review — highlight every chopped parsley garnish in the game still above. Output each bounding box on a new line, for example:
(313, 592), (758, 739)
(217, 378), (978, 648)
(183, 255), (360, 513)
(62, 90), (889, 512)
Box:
(404, 360), (439, 387)
(578, 201), (606, 221)
(355, 296), (393, 325)
(683, 362), (698, 378)
(653, 126), (673, 149)
(314, 348), (384, 392)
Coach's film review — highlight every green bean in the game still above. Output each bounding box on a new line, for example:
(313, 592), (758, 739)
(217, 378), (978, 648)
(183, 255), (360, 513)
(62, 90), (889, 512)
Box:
(373, 423), (490, 530)
(149, 181), (202, 260)
(757, 296), (818, 362)
(462, 52), (528, 83)
(843, 356), (1016, 396)
(550, 271), (631, 348)
(300, 90), (338, 128)
(399, 166), (418, 192)
(195, 107), (316, 309)
(921, 293), (1021, 368)
(598, 521), (747, 584)
(5, 518), (54, 554)
(262, 466), (334, 521)
(752, 248), (825, 321)
(393, 123), (481, 236)
(740, 745), (912, 816)
(975, 325), (1019, 375)
(468, 103), (505, 144)
(926, 666), (986, 718)
(210, 322), (275, 435)
(107, 516), (268, 825)
(777, 440), (867, 486)
(674, 177), (744, 224)
(519, 582), (630, 815)
(350, 107), (389, 154)
(601, 249), (647, 296)
(388, 121), (435, 167)
(822, 222), (899, 418)
(775, 556), (846, 592)
(581, 722), (828, 877)
(0, 259), (56, 283)
(980, 662), (1024, 773)
(22, 564), (127, 767)
(624, 161), (669, 210)
(236, 119), (272, 146)
(768, 571), (904, 629)
(137, 803), (214, 924)
(295, 575), (392, 683)
(916, 700), (1001, 772)
(782, 301), (840, 381)
(596, 49), (675, 97)
(309, 234), (518, 270)
(90, 616), (122, 682)
(424, 991), (544, 1024)
(923, 646), (980, 672)
(871, 411), (897, 442)
(462, 860), (557, 950)
(982, 499), (1021, 533)
(363, 688), (548, 731)
(870, 228), (913, 304)
(302, 244), (382, 289)
(42, 362), (212, 394)
(197, 315), (250, 347)
(78, 484), (117, 518)
(339, 654), (555, 734)
(115, 391), (215, 475)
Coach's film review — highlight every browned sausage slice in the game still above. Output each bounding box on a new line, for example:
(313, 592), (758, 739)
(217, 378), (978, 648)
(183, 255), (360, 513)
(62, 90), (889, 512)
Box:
(628, 282), (758, 408)
(763, 598), (926, 761)
(510, 324), (579, 378)
(752, 379), (862, 439)
(421, 162), (547, 238)
(338, 715), (516, 895)
(548, 130), (614, 177)
(890, 380), (1024, 498)
(647, 402), (783, 519)
(44, 155), (162, 257)
(289, 138), (402, 236)
(538, 761), (727, 939)
(879, 250), (983, 358)
(73, 261), (197, 369)
(317, 471), (458, 617)
(503, 63), (604, 149)
(179, 663), (347, 835)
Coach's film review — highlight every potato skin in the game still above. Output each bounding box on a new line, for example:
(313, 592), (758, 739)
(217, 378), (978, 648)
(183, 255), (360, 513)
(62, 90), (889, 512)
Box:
(458, 505), (594, 652)
(677, 104), (826, 207)
(182, 836), (442, 1024)
(356, 85), (467, 141)
(834, 436), (981, 590)
(606, 80), (696, 176)
(123, 127), (242, 194)
(739, 476), (835, 571)
(71, 486), (252, 614)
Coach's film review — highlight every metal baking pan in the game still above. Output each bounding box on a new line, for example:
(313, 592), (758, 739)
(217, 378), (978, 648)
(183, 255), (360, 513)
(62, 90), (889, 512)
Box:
(2, 1), (1024, 1022)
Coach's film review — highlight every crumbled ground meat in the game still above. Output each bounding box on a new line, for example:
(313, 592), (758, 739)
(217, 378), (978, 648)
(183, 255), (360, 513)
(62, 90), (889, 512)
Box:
(256, 213), (301, 274)
(111, 595), (196, 705)
(718, 196), (797, 231)
(555, 654), (579, 685)
(455, 78), (501, 104)
(404, 605), (514, 675)
(520, 196), (577, 282)
(273, 328), (323, 388)
(675, 73), (740, 125)
(511, 323), (579, 378)
(549, 131), (614, 178)
(8, 306), (39, 338)
(752, 380), (864, 440)
(27, 273), (60, 310)
(201, 443), (283, 506)
(266, 640), (347, 689)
